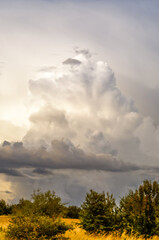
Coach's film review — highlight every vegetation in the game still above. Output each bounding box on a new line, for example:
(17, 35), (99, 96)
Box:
(0, 216), (159, 239)
(6, 190), (72, 240)
(64, 218), (159, 240)
(6, 215), (70, 240)
(31, 189), (65, 218)
(119, 180), (159, 237)
(79, 180), (159, 238)
(12, 190), (65, 218)
(0, 180), (158, 239)
(80, 190), (117, 234)
(64, 206), (81, 219)
(0, 200), (12, 215)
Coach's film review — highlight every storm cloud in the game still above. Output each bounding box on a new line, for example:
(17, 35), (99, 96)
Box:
(0, 139), (141, 173)
(1, 49), (159, 204)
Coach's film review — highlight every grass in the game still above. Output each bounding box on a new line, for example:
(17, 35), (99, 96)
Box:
(0, 216), (11, 229)
(0, 216), (159, 240)
(0, 215), (11, 240)
(63, 219), (159, 240)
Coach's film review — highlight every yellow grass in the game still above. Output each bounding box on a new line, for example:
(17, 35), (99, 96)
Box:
(63, 218), (159, 240)
(0, 216), (11, 229)
(0, 216), (158, 240)
(0, 215), (11, 240)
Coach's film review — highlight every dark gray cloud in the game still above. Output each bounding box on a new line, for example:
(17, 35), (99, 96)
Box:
(63, 58), (81, 65)
(32, 168), (52, 175)
(0, 139), (157, 176)
(0, 168), (23, 177)
(0, 140), (140, 173)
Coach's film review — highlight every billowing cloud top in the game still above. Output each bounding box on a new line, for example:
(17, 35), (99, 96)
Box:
(25, 50), (138, 153)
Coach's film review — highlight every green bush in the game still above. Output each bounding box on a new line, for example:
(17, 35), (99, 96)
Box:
(80, 190), (117, 234)
(6, 214), (71, 240)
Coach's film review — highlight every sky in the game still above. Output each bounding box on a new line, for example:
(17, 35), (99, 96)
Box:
(1, 0), (159, 205)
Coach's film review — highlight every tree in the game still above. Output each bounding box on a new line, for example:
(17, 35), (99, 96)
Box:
(31, 190), (65, 217)
(0, 199), (12, 215)
(120, 180), (159, 237)
(80, 190), (117, 233)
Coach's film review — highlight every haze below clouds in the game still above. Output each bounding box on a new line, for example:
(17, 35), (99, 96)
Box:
(0, 0), (159, 204)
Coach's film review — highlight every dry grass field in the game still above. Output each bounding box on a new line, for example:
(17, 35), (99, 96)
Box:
(63, 219), (159, 240)
(0, 216), (11, 229)
(0, 216), (159, 240)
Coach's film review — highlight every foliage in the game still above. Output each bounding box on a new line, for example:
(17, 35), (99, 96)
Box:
(12, 198), (33, 216)
(119, 180), (159, 237)
(0, 199), (12, 215)
(12, 190), (65, 218)
(31, 190), (65, 218)
(6, 190), (71, 239)
(80, 190), (117, 233)
(6, 214), (71, 240)
(1, 181), (159, 238)
(64, 206), (81, 219)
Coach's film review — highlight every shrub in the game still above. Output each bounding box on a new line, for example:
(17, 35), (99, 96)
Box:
(6, 214), (71, 240)
(80, 190), (117, 234)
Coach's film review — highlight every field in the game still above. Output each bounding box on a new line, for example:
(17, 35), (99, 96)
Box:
(0, 216), (159, 240)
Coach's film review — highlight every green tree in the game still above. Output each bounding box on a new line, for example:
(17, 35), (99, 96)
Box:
(31, 190), (65, 217)
(0, 199), (12, 215)
(80, 190), (117, 233)
(120, 180), (159, 237)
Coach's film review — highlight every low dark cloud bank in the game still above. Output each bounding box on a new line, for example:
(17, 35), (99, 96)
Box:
(0, 140), (157, 177)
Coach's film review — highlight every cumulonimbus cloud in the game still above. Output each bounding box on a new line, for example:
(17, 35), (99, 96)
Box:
(2, 49), (158, 176)
(1, 49), (159, 204)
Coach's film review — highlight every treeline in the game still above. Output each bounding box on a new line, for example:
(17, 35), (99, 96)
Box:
(0, 190), (81, 219)
(1, 180), (159, 239)
(80, 180), (159, 238)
